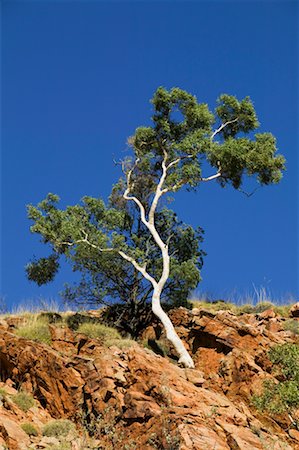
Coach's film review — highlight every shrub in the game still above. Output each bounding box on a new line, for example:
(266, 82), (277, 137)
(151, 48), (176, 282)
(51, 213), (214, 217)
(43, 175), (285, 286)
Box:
(38, 312), (62, 323)
(273, 305), (291, 318)
(15, 317), (51, 345)
(66, 313), (99, 330)
(0, 387), (7, 397)
(42, 419), (75, 438)
(51, 443), (71, 450)
(12, 391), (35, 412)
(77, 323), (121, 342)
(254, 301), (275, 313)
(252, 343), (299, 415)
(283, 319), (299, 334)
(236, 304), (255, 315)
(21, 423), (38, 436)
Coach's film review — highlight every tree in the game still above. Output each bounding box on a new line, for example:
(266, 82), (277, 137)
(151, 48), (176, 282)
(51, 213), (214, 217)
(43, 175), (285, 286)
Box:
(27, 87), (285, 368)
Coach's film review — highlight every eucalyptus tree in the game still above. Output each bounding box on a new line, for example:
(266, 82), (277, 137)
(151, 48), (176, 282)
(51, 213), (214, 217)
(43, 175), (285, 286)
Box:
(27, 87), (285, 368)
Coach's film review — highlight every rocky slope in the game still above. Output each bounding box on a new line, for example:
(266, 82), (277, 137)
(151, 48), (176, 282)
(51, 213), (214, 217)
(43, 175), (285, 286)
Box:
(0, 305), (299, 449)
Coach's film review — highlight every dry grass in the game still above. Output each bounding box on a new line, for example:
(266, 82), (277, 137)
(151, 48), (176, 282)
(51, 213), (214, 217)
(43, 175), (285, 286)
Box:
(15, 315), (52, 345)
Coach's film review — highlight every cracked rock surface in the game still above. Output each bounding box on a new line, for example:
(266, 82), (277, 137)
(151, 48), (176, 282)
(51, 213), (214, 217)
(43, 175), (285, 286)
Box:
(0, 307), (298, 449)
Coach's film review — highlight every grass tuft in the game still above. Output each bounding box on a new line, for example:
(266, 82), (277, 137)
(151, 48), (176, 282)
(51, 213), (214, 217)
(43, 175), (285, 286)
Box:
(15, 316), (51, 345)
(42, 419), (75, 438)
(21, 423), (39, 436)
(12, 391), (35, 412)
(77, 323), (121, 341)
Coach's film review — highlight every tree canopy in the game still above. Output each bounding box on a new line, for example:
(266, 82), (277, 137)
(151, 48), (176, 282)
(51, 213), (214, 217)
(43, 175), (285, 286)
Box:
(27, 192), (205, 310)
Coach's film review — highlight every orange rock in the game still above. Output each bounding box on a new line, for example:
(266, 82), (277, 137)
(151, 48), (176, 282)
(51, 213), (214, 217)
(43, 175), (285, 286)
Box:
(0, 414), (30, 450)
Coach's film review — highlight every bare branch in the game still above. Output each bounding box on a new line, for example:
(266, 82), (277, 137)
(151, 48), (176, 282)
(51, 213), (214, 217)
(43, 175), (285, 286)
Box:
(58, 229), (116, 252)
(200, 172), (222, 182)
(123, 157), (148, 225)
(238, 186), (260, 197)
(118, 250), (157, 288)
(211, 118), (239, 140)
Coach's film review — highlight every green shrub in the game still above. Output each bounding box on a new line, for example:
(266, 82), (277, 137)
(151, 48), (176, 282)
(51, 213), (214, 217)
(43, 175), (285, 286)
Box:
(38, 312), (62, 323)
(66, 313), (98, 330)
(12, 391), (35, 412)
(254, 301), (275, 313)
(77, 323), (121, 341)
(236, 304), (255, 315)
(51, 443), (71, 450)
(252, 344), (299, 415)
(283, 319), (299, 335)
(42, 419), (75, 438)
(0, 387), (7, 397)
(21, 423), (38, 436)
(15, 317), (51, 345)
(273, 305), (291, 318)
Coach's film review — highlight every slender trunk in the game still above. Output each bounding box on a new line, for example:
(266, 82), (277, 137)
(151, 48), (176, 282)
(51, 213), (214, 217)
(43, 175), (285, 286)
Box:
(152, 287), (195, 369)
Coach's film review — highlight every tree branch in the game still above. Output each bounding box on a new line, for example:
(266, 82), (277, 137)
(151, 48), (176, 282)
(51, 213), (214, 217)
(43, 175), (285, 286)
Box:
(200, 172), (222, 182)
(211, 118), (239, 140)
(123, 157), (148, 226)
(118, 251), (157, 288)
(57, 230), (116, 252)
(237, 186), (260, 197)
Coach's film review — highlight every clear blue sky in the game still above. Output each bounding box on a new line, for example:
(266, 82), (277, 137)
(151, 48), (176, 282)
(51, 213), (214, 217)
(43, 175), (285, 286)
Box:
(1, 1), (298, 309)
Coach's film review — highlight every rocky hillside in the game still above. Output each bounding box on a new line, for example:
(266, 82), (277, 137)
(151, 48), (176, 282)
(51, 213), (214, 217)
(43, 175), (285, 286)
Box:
(1, 303), (299, 449)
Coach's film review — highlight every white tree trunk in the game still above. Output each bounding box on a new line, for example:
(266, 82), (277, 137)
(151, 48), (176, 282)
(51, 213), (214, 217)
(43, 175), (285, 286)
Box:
(152, 287), (195, 369)
(122, 152), (195, 368)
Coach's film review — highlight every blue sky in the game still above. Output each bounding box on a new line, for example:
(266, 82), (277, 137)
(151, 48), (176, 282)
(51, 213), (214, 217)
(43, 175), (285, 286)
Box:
(1, 1), (298, 309)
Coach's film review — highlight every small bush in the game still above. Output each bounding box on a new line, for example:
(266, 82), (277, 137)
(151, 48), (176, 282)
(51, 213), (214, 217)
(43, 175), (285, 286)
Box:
(0, 387), (7, 397)
(21, 423), (38, 436)
(254, 301), (275, 313)
(191, 300), (237, 314)
(283, 319), (299, 335)
(51, 443), (71, 450)
(273, 305), (291, 318)
(12, 391), (35, 412)
(66, 313), (98, 331)
(77, 323), (121, 341)
(252, 343), (299, 415)
(42, 419), (75, 438)
(38, 312), (62, 324)
(236, 304), (255, 315)
(15, 317), (51, 345)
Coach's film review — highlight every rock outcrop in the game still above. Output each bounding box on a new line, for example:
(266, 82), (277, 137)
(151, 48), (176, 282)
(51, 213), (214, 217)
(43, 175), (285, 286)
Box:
(0, 306), (298, 449)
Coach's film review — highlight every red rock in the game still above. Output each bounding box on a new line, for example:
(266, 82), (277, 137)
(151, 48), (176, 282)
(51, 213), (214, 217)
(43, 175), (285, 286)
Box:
(0, 308), (298, 449)
(289, 429), (299, 441)
(0, 414), (30, 450)
(259, 308), (276, 319)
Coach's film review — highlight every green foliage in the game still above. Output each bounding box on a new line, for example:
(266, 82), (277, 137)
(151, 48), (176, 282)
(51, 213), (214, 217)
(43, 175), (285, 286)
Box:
(236, 304), (256, 315)
(27, 195), (204, 311)
(42, 420), (75, 438)
(254, 301), (275, 313)
(15, 317), (52, 345)
(12, 391), (35, 412)
(26, 254), (59, 286)
(51, 444), (71, 450)
(252, 344), (299, 415)
(21, 423), (39, 436)
(283, 319), (299, 335)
